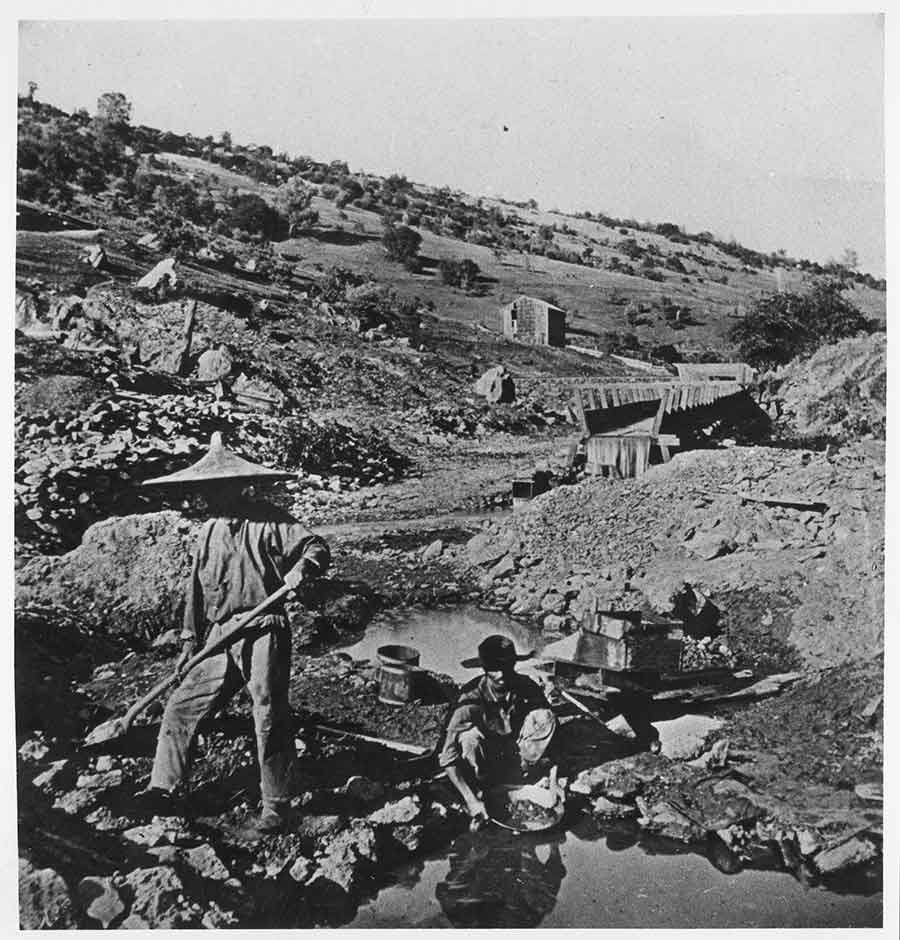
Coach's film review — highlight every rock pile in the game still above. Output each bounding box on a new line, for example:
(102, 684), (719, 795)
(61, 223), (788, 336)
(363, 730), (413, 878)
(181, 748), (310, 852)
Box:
(461, 442), (884, 669)
(762, 333), (886, 444)
(15, 390), (410, 554)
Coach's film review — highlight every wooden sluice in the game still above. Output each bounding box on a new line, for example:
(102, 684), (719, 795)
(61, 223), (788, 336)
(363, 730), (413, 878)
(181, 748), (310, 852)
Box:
(572, 378), (747, 478)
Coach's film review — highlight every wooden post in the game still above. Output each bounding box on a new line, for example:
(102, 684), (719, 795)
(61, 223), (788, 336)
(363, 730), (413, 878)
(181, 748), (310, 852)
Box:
(572, 389), (587, 433)
(651, 390), (668, 437)
(170, 299), (197, 377)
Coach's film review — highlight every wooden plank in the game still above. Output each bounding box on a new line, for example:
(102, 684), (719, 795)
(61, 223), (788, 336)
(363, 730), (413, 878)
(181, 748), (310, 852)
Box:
(586, 388), (598, 410)
(651, 391), (667, 436)
(740, 494), (829, 512)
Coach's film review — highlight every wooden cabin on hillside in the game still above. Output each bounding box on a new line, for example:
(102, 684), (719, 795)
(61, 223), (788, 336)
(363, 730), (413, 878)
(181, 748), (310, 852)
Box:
(501, 295), (566, 347)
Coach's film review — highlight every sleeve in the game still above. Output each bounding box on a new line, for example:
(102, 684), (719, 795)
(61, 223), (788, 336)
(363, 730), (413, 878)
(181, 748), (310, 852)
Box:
(517, 674), (550, 709)
(277, 521), (331, 579)
(438, 703), (483, 768)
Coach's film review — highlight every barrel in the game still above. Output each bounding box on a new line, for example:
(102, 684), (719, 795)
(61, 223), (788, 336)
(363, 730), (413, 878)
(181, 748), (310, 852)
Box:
(377, 644), (420, 705)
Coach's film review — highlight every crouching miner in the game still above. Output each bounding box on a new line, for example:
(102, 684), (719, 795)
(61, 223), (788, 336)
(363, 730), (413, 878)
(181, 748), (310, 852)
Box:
(440, 635), (557, 831)
(137, 432), (330, 833)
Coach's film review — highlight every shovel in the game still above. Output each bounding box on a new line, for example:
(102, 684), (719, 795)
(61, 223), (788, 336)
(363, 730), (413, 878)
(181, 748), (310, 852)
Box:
(84, 582), (294, 747)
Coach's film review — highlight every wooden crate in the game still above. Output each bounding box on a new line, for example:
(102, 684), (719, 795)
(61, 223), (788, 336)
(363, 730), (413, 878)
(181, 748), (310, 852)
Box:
(574, 630), (683, 672)
(576, 610), (684, 672)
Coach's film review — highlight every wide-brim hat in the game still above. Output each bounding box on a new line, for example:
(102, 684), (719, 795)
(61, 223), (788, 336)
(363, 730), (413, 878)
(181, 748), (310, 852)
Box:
(461, 634), (534, 669)
(142, 432), (294, 487)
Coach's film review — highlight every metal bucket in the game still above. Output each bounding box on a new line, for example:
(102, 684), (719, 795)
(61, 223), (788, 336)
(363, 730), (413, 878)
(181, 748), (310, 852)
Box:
(377, 644), (420, 705)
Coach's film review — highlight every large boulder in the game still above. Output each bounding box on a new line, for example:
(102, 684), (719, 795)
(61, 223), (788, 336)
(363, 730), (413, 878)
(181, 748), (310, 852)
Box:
(307, 820), (378, 896)
(136, 257), (178, 294)
(196, 345), (234, 383)
(16, 511), (198, 640)
(18, 859), (76, 929)
(474, 366), (515, 404)
(122, 866), (187, 928)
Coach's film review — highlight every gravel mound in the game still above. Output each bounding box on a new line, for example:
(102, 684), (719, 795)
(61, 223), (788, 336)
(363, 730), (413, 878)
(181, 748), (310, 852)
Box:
(463, 441), (884, 670)
(766, 333), (886, 443)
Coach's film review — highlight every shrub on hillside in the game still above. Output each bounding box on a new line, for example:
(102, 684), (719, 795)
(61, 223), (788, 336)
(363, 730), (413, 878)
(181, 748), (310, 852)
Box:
(226, 193), (283, 240)
(274, 176), (318, 235)
(438, 258), (481, 291)
(728, 281), (872, 369)
(382, 224), (422, 271)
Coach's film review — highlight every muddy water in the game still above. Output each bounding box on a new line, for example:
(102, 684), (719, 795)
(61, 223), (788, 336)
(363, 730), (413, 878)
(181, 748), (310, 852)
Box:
(350, 814), (882, 929)
(341, 605), (546, 682)
(343, 608), (882, 929)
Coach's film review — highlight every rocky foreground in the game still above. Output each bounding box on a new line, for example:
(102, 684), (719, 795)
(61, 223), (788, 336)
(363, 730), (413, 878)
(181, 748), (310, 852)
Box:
(15, 438), (884, 928)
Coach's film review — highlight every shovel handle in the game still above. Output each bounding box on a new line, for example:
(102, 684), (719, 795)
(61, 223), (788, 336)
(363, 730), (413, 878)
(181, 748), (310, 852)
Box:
(559, 688), (604, 722)
(120, 582), (294, 730)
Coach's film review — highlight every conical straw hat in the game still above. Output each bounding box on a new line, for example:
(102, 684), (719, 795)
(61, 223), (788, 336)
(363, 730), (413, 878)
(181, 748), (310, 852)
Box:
(142, 432), (294, 486)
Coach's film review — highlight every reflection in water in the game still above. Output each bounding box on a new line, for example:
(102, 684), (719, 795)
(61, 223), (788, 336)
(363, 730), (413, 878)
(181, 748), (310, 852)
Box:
(349, 812), (881, 929)
(435, 828), (567, 928)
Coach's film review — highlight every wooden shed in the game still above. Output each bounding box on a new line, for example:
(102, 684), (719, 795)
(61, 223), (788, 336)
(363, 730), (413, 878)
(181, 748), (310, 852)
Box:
(501, 295), (566, 348)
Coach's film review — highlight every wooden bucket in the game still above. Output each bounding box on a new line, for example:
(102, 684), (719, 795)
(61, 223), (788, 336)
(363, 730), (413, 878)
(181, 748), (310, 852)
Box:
(377, 644), (420, 705)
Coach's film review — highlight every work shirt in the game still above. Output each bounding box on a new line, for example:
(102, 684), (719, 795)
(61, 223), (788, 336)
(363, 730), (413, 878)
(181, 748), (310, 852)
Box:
(180, 502), (330, 644)
(438, 672), (549, 769)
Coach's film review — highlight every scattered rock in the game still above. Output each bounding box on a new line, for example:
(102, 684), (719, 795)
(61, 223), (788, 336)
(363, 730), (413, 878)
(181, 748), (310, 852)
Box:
(18, 859), (76, 929)
(390, 823), (424, 853)
(53, 788), (100, 815)
(796, 828), (824, 857)
(148, 844), (230, 881)
(570, 762), (643, 800)
(368, 795), (421, 825)
(295, 814), (345, 840)
(123, 817), (189, 848)
(76, 769), (123, 790)
(136, 232), (162, 250)
(18, 737), (50, 763)
(136, 257), (178, 293)
(94, 755), (117, 773)
(123, 866), (185, 927)
(33, 759), (71, 790)
(474, 366), (515, 404)
(202, 902), (239, 928)
(288, 855), (314, 884)
(655, 715), (724, 761)
(308, 820), (378, 894)
(813, 834), (880, 876)
(487, 553), (516, 581)
(636, 798), (705, 843)
(687, 738), (730, 771)
(77, 875), (125, 928)
(152, 629), (181, 648)
(465, 529), (519, 568)
(591, 795), (638, 818)
(196, 345), (234, 383)
(421, 539), (444, 561)
(540, 591), (566, 615)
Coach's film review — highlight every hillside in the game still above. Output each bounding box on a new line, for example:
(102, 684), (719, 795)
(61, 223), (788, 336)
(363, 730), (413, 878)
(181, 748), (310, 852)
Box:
(14, 95), (885, 929)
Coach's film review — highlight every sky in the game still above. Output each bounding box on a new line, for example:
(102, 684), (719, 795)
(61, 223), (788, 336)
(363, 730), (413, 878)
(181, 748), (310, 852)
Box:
(16, 15), (885, 275)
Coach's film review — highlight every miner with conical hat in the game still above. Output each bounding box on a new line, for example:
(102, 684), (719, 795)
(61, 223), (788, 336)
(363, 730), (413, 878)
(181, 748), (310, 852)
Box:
(136, 432), (331, 834)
